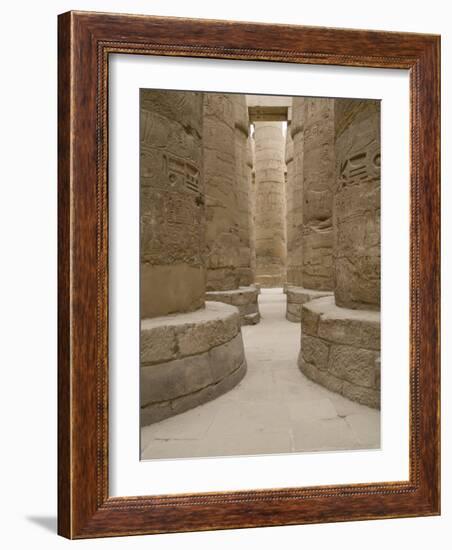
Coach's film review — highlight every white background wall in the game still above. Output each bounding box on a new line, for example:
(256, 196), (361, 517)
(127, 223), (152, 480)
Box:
(0, 0), (449, 548)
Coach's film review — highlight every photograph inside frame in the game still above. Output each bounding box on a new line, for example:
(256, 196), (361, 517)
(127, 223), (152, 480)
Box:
(139, 90), (381, 460)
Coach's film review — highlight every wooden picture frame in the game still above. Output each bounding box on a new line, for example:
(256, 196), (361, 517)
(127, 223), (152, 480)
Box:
(58, 10), (440, 539)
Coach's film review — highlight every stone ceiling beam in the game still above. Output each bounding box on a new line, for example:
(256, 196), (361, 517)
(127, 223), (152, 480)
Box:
(248, 106), (289, 122)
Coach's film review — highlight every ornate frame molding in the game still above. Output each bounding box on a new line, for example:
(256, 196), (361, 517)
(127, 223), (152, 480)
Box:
(58, 11), (440, 538)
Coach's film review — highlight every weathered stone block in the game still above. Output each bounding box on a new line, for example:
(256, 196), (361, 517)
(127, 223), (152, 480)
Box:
(341, 380), (380, 409)
(205, 286), (260, 325)
(299, 358), (343, 395)
(286, 311), (300, 323)
(299, 295), (380, 409)
(141, 352), (213, 405)
(286, 287), (334, 322)
(140, 301), (247, 425)
(243, 312), (260, 325)
(302, 295), (380, 350)
(176, 306), (240, 357)
(238, 302), (258, 316)
(140, 325), (177, 365)
(287, 302), (302, 315)
(328, 345), (380, 389)
(141, 301), (240, 365)
(141, 359), (247, 426)
(236, 267), (254, 287)
(301, 334), (330, 370)
(301, 305), (321, 337)
(209, 333), (245, 380)
(319, 311), (380, 351)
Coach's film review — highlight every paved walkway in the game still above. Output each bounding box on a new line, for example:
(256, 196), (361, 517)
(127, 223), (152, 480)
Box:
(141, 288), (380, 459)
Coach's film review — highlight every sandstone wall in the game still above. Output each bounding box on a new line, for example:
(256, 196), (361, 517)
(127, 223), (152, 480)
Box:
(254, 121), (287, 287)
(301, 98), (335, 291)
(140, 90), (205, 318)
(334, 99), (381, 310)
(203, 93), (240, 291)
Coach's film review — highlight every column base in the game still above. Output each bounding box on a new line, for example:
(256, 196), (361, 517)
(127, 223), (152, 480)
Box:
(285, 286), (333, 322)
(298, 296), (380, 409)
(255, 274), (286, 288)
(140, 302), (247, 426)
(206, 285), (261, 326)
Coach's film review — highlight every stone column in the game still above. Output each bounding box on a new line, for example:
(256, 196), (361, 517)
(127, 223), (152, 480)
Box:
(285, 98), (333, 321)
(298, 99), (381, 409)
(302, 98), (335, 290)
(285, 124), (293, 279)
(285, 121), (303, 286)
(233, 95), (253, 286)
(203, 93), (240, 291)
(248, 135), (256, 279)
(334, 99), (381, 310)
(288, 102), (304, 287)
(254, 121), (287, 287)
(140, 90), (205, 319)
(203, 93), (260, 325)
(140, 90), (246, 426)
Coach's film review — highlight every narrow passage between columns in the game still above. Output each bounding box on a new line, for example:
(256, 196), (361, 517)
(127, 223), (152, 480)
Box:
(141, 289), (379, 459)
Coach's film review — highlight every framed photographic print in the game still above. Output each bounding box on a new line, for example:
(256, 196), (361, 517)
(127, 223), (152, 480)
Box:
(58, 10), (440, 538)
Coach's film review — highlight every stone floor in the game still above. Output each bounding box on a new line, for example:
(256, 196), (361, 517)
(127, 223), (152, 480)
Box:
(141, 288), (380, 460)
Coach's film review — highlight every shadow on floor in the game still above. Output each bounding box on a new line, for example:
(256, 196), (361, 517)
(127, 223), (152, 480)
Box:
(26, 515), (57, 534)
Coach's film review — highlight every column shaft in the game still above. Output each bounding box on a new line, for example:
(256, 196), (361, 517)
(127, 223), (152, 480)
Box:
(334, 99), (381, 310)
(233, 95), (253, 286)
(298, 98), (381, 409)
(140, 90), (247, 426)
(203, 93), (240, 291)
(302, 98), (335, 291)
(140, 90), (205, 318)
(254, 121), (287, 287)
